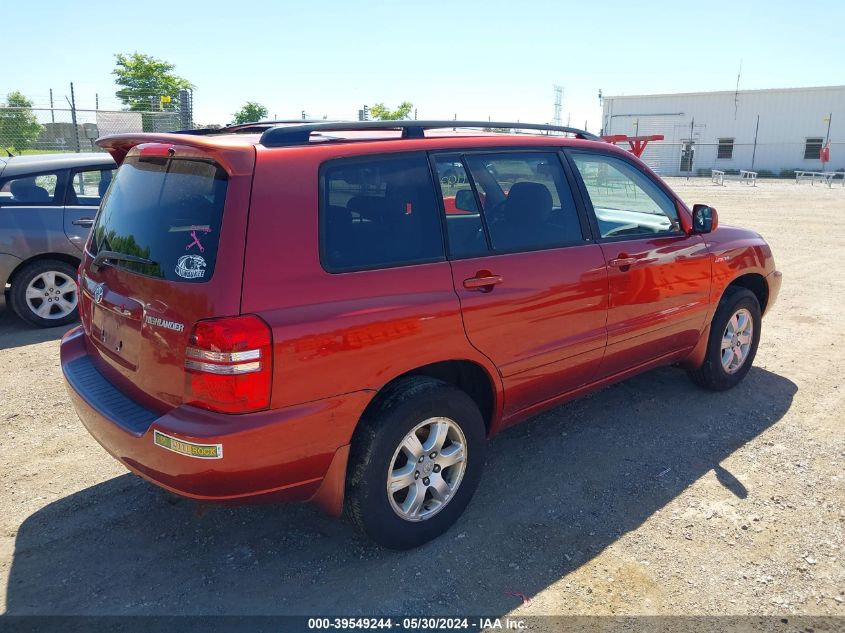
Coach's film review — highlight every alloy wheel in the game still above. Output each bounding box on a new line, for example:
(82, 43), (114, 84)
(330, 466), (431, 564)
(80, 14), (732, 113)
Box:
(386, 417), (468, 522)
(721, 307), (753, 374)
(24, 270), (78, 321)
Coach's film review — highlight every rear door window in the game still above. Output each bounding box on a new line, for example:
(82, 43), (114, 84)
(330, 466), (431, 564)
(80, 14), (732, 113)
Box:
(90, 155), (228, 282)
(321, 153), (445, 272)
(66, 168), (115, 207)
(462, 152), (584, 252)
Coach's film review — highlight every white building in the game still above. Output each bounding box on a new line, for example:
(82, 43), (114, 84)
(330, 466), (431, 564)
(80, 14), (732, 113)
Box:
(601, 85), (844, 176)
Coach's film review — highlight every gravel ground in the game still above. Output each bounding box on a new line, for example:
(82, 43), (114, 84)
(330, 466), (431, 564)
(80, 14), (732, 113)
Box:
(0, 178), (843, 620)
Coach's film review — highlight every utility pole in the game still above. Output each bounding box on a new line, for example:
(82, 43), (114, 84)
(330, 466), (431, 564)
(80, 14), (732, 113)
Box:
(751, 114), (760, 171)
(687, 118), (695, 180)
(69, 82), (80, 153)
(49, 88), (55, 123)
(822, 113), (833, 172)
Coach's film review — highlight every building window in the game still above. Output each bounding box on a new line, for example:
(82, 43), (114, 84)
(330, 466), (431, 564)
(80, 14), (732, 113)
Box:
(717, 138), (734, 160)
(804, 138), (824, 160)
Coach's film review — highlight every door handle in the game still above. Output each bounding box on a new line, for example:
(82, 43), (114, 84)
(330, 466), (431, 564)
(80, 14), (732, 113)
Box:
(72, 217), (94, 227)
(463, 274), (503, 291)
(609, 256), (637, 269)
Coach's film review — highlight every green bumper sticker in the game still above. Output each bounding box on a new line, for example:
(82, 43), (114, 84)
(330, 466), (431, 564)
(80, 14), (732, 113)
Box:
(154, 430), (223, 459)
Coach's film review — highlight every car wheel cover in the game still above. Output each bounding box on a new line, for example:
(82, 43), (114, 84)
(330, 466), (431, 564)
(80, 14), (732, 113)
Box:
(720, 307), (753, 374)
(387, 416), (468, 522)
(25, 270), (78, 320)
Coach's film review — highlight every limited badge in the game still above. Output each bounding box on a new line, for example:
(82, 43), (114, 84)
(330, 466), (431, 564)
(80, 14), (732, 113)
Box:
(175, 254), (206, 280)
(153, 430), (222, 459)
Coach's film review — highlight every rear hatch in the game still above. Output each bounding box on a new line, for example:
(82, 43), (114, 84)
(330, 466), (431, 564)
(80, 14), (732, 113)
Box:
(79, 136), (256, 412)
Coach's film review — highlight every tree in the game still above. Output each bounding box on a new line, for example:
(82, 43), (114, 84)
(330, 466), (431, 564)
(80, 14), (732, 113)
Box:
(0, 91), (44, 153)
(232, 102), (269, 125)
(112, 53), (193, 112)
(369, 101), (413, 120)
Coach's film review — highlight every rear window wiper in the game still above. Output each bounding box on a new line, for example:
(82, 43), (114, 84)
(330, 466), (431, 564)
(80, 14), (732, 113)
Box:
(92, 250), (158, 271)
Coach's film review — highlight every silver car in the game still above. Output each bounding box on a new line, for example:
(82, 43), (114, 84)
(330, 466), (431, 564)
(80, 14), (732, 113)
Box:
(0, 152), (115, 327)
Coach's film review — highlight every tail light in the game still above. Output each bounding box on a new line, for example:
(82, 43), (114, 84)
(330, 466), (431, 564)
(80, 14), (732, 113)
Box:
(184, 315), (273, 414)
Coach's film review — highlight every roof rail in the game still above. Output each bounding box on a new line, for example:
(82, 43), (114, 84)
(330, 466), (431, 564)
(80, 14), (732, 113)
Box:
(172, 119), (344, 136)
(259, 120), (601, 147)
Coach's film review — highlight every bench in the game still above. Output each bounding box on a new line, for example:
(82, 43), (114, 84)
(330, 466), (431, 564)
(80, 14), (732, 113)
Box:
(795, 171), (845, 188)
(711, 169), (757, 186)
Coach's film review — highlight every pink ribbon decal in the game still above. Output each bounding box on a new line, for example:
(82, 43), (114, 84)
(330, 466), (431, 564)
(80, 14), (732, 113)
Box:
(186, 230), (205, 253)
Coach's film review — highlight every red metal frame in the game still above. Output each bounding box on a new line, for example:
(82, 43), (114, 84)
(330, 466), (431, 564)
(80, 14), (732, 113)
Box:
(602, 134), (665, 158)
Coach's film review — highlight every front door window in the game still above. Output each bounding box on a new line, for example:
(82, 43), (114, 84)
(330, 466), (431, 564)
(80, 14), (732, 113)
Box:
(570, 152), (681, 238)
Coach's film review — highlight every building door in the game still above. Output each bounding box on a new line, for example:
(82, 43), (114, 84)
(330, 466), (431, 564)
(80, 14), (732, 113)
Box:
(679, 141), (695, 173)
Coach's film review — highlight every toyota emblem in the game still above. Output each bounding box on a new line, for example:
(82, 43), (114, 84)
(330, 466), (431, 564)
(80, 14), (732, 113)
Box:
(94, 284), (104, 304)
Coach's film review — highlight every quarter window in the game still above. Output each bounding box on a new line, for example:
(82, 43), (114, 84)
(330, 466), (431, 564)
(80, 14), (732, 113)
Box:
(433, 155), (488, 258)
(461, 152), (583, 252)
(570, 153), (680, 238)
(717, 138), (734, 160)
(322, 154), (444, 272)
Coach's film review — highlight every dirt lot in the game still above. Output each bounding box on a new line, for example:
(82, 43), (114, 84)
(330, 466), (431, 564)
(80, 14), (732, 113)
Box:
(0, 178), (843, 620)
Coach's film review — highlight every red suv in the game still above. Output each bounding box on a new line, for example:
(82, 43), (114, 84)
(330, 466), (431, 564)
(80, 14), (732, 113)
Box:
(60, 121), (781, 549)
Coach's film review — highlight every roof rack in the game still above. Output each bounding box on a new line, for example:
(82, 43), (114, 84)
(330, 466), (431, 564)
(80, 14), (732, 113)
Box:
(172, 120), (344, 136)
(258, 120), (601, 147)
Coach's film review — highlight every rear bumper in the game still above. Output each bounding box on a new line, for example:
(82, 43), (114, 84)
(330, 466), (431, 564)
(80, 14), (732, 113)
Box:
(61, 326), (370, 507)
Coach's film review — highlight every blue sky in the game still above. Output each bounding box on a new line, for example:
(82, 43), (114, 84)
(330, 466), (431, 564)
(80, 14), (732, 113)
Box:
(3, 0), (843, 131)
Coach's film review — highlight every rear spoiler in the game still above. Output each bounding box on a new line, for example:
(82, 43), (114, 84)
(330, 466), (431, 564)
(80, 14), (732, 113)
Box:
(95, 133), (255, 176)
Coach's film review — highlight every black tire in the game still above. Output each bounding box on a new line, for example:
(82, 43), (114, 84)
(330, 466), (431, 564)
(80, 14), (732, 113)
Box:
(10, 259), (79, 328)
(346, 376), (486, 549)
(687, 287), (761, 391)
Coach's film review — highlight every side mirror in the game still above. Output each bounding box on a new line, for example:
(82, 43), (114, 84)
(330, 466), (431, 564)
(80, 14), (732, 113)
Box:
(692, 204), (718, 233)
(454, 189), (478, 212)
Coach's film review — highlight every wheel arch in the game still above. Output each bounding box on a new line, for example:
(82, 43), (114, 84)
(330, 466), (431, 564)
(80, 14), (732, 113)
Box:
(360, 359), (499, 437)
(7, 252), (81, 286)
(725, 272), (768, 314)
(680, 272), (768, 371)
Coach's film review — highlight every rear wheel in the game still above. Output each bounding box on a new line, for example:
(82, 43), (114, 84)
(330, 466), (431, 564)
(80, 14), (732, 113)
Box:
(687, 287), (761, 391)
(10, 259), (79, 328)
(346, 376), (486, 549)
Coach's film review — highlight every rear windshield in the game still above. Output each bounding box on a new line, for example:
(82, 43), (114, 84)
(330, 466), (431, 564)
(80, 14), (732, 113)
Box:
(90, 155), (228, 282)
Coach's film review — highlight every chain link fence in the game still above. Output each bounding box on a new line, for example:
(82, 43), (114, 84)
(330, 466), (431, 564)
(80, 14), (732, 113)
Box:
(610, 141), (844, 179)
(0, 89), (193, 154)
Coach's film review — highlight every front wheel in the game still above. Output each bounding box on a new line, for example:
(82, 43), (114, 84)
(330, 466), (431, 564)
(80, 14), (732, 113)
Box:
(346, 377), (486, 549)
(687, 287), (761, 391)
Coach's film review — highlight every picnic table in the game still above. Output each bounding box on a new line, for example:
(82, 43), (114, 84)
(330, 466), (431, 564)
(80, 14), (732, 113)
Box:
(711, 169), (758, 186)
(795, 171), (845, 187)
